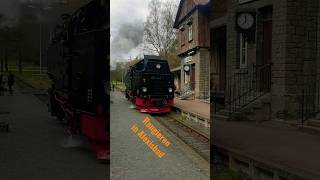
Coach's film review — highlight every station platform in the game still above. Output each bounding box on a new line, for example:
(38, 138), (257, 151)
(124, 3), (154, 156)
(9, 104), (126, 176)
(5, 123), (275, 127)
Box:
(214, 120), (320, 179)
(173, 98), (210, 127)
(0, 85), (108, 179)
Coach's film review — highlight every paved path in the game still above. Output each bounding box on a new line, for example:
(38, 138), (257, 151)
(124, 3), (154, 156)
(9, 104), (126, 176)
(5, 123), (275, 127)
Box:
(0, 86), (108, 180)
(174, 98), (210, 120)
(214, 120), (320, 179)
(111, 91), (209, 180)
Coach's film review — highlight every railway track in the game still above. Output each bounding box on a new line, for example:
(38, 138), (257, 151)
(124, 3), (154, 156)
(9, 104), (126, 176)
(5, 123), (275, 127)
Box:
(153, 113), (210, 162)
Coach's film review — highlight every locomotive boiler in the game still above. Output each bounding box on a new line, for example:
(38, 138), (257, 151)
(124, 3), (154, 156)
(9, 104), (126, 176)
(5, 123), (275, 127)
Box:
(47, 0), (109, 160)
(124, 55), (174, 113)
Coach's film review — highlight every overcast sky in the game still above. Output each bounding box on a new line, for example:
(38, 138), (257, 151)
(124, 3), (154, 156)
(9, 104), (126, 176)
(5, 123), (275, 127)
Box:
(110, 0), (151, 67)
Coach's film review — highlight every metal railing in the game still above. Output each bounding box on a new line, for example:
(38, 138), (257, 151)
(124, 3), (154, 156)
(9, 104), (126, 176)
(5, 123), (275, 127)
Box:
(211, 64), (271, 116)
(226, 64), (271, 116)
(301, 74), (320, 124)
(179, 82), (195, 100)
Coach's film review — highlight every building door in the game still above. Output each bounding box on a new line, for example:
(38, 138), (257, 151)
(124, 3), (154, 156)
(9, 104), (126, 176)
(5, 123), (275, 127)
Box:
(260, 6), (272, 92)
(211, 26), (226, 93)
(191, 64), (195, 90)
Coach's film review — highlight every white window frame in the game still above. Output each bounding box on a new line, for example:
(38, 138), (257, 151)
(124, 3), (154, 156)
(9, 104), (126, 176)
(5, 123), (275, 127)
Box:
(188, 23), (193, 42)
(179, 25), (185, 46)
(184, 71), (190, 84)
(239, 33), (248, 69)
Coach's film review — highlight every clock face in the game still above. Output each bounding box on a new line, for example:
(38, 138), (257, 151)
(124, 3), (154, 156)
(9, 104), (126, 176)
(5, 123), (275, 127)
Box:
(184, 65), (190, 72)
(237, 13), (254, 30)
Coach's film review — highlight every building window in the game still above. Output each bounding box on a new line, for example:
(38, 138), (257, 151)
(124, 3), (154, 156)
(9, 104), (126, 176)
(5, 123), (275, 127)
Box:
(239, 33), (248, 69)
(180, 25), (185, 46)
(188, 23), (193, 42)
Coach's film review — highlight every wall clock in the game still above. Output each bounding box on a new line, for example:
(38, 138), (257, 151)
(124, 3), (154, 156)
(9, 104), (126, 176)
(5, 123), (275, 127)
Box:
(184, 65), (190, 72)
(237, 12), (255, 30)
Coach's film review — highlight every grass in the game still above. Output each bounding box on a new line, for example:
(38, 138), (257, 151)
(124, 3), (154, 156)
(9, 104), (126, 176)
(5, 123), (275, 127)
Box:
(176, 114), (188, 122)
(112, 80), (125, 91)
(11, 70), (50, 90)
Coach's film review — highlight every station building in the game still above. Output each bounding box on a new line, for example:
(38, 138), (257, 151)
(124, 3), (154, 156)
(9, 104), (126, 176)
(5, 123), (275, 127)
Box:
(174, 0), (211, 100)
(211, 0), (320, 121)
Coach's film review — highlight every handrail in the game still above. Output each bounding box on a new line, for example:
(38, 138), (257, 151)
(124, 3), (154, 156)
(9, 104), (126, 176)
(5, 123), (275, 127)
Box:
(226, 63), (271, 116)
(180, 82), (195, 99)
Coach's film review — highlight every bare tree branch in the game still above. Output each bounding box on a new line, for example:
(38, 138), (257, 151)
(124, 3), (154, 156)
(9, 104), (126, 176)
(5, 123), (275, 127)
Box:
(143, 0), (178, 56)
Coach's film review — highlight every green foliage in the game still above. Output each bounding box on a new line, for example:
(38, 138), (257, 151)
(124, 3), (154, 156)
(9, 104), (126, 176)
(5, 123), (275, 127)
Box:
(176, 114), (188, 122)
(110, 62), (126, 82)
(111, 80), (125, 91)
(12, 70), (49, 90)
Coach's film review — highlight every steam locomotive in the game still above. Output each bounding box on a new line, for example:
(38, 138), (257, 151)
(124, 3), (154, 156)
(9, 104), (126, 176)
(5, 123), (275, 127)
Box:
(47, 0), (109, 160)
(124, 55), (174, 113)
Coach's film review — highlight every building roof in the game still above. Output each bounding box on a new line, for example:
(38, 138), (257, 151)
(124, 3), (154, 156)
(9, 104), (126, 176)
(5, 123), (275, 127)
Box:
(173, 0), (210, 28)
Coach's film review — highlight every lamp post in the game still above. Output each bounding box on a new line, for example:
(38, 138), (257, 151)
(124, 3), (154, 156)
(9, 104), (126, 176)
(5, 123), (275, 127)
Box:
(39, 21), (42, 75)
(28, 4), (51, 75)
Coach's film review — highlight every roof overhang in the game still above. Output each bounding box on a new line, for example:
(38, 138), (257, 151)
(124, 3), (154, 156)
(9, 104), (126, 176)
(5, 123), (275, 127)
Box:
(173, 0), (210, 29)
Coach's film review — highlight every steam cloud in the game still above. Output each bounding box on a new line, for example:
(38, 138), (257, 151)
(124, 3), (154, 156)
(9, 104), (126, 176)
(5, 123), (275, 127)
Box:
(110, 21), (144, 64)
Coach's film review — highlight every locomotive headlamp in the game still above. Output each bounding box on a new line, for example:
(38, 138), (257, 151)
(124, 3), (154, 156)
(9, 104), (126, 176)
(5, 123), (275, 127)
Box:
(142, 87), (147, 92)
(168, 87), (173, 93)
(156, 64), (161, 69)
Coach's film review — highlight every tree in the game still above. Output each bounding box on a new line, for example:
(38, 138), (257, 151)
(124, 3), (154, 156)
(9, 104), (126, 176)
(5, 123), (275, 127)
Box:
(110, 62), (126, 82)
(143, 0), (178, 56)
(0, 26), (23, 73)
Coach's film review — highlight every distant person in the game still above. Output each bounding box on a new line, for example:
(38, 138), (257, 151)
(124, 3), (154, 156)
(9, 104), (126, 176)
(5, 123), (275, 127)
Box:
(7, 72), (15, 95)
(112, 83), (115, 92)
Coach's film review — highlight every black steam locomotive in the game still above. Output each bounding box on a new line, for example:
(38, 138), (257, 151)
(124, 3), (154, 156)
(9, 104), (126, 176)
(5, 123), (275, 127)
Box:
(124, 55), (174, 113)
(47, 0), (109, 160)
